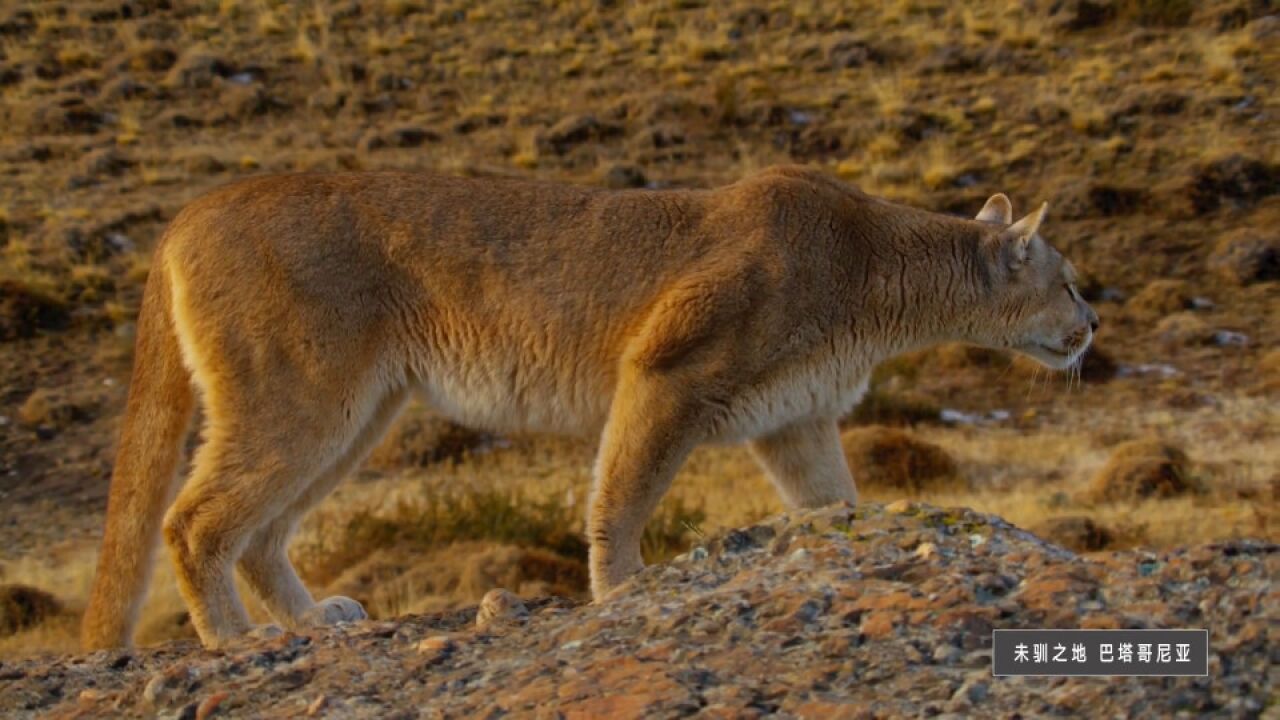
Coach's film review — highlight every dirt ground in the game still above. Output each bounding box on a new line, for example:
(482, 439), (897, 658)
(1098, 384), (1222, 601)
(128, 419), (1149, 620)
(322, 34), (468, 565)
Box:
(0, 0), (1276, 655)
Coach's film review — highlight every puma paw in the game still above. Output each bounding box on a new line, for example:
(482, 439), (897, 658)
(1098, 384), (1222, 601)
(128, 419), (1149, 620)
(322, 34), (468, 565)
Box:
(300, 596), (368, 627)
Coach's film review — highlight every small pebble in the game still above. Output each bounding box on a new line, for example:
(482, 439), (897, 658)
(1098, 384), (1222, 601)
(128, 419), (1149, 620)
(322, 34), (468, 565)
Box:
(476, 588), (529, 630)
(196, 691), (229, 720)
(416, 635), (457, 658)
(886, 499), (915, 514)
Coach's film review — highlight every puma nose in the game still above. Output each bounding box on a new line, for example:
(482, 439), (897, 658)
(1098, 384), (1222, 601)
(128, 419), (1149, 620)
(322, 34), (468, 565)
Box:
(1089, 318), (1099, 332)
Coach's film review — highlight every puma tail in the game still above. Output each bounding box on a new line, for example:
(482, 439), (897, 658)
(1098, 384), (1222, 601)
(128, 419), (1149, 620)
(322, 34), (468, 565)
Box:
(81, 246), (195, 650)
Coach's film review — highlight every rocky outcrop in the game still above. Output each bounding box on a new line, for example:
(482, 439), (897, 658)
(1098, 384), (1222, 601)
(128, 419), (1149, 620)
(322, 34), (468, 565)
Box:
(0, 503), (1273, 718)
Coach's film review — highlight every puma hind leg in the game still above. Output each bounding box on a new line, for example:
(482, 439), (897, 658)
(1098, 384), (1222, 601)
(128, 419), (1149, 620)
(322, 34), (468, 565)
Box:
(235, 387), (409, 631)
(162, 382), (402, 648)
(162, 435), (318, 647)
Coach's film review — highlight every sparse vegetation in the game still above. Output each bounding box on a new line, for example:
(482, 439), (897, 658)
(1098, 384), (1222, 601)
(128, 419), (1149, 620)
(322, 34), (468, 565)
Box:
(840, 426), (964, 493)
(1085, 439), (1197, 502)
(295, 484), (705, 587)
(0, 585), (64, 637)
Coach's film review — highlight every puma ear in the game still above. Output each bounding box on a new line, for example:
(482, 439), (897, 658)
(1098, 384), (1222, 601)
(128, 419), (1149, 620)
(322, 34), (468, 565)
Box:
(975, 193), (1013, 224)
(1001, 202), (1048, 266)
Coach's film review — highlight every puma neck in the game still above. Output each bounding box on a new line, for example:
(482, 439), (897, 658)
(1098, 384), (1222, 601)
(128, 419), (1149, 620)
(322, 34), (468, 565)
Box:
(829, 193), (992, 362)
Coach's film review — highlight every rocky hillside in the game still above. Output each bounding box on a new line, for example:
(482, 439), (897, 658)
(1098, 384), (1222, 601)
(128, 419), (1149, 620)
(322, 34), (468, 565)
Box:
(1, 503), (1273, 718)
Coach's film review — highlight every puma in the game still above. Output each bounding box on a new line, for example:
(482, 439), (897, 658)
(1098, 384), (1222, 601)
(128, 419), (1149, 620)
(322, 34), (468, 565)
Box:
(81, 165), (1097, 649)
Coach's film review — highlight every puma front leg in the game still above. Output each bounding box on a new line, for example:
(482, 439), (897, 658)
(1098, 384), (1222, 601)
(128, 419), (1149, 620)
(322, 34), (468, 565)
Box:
(749, 417), (856, 509)
(587, 369), (703, 600)
(588, 264), (761, 599)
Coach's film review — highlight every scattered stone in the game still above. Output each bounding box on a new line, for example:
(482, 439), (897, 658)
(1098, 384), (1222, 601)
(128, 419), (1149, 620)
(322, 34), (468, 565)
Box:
(932, 643), (962, 664)
(938, 408), (1009, 426)
(142, 664), (197, 708)
(824, 35), (883, 69)
(157, 108), (204, 128)
(859, 610), (900, 639)
(0, 280), (70, 341)
(1212, 330), (1248, 347)
(0, 63), (22, 88)
(1154, 312), (1214, 347)
(536, 114), (622, 155)
(920, 45), (981, 74)
(1115, 362), (1180, 379)
(628, 124), (687, 153)
(1208, 229), (1279, 285)
(602, 164), (647, 189)
(1056, 181), (1146, 219)
(416, 634), (458, 661)
(1086, 440), (1196, 502)
(0, 584), (62, 636)
(357, 125), (440, 152)
(451, 113), (505, 135)
(885, 499), (916, 514)
(79, 147), (133, 178)
(1186, 154), (1279, 213)
(1032, 516), (1114, 552)
(476, 589), (529, 630)
(385, 125), (440, 147)
(217, 84), (278, 120)
(308, 87), (348, 116)
(22, 96), (107, 135)
(111, 43), (177, 73)
(840, 426), (962, 492)
(1048, 0), (1115, 31)
(164, 45), (234, 88)
(196, 691), (229, 720)
(98, 74), (154, 101)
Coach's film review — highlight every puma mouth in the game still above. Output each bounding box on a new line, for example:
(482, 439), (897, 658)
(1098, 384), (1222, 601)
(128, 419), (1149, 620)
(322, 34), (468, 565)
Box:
(1016, 341), (1080, 369)
(1035, 343), (1070, 358)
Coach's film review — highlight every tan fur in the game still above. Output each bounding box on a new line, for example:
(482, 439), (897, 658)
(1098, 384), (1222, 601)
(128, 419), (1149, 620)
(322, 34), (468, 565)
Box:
(82, 166), (1097, 649)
